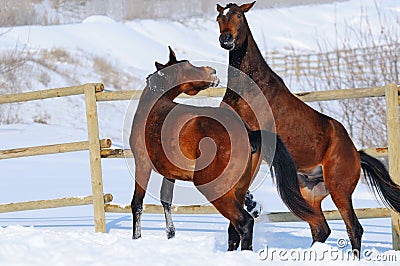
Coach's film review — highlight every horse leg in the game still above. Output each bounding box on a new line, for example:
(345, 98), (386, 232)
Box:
(160, 177), (176, 239)
(245, 133), (263, 218)
(323, 140), (363, 254)
(195, 171), (253, 250)
(309, 206), (331, 244)
(215, 172), (254, 251)
(227, 187), (251, 251)
(212, 194), (254, 250)
(329, 185), (363, 254)
(244, 191), (262, 218)
(131, 163), (151, 239)
(298, 174), (331, 244)
(306, 200), (331, 244)
(228, 222), (241, 251)
(336, 198), (363, 255)
(302, 197), (331, 244)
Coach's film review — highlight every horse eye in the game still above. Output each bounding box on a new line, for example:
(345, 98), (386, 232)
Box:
(237, 13), (242, 18)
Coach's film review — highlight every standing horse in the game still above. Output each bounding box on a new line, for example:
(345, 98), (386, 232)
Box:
(216, 1), (400, 254)
(129, 47), (311, 250)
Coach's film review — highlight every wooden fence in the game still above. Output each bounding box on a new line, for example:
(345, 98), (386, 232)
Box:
(0, 83), (107, 233)
(266, 43), (400, 84)
(0, 83), (399, 249)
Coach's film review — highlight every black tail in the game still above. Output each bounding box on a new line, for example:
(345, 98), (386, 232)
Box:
(359, 151), (400, 213)
(249, 130), (316, 220)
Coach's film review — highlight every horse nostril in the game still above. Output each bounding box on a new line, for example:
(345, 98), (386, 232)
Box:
(219, 34), (225, 44)
(226, 33), (233, 42)
(219, 33), (233, 44)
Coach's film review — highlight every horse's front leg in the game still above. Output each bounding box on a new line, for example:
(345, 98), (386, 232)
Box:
(244, 191), (262, 218)
(131, 162), (151, 239)
(160, 177), (176, 239)
(228, 222), (240, 250)
(228, 192), (260, 250)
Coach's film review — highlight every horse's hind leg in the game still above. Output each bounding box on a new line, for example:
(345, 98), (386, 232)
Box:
(228, 187), (255, 250)
(244, 191), (262, 218)
(306, 198), (331, 244)
(323, 141), (363, 254)
(160, 177), (176, 239)
(131, 162), (151, 239)
(299, 175), (331, 244)
(326, 170), (363, 254)
(212, 193), (254, 250)
(332, 194), (363, 254)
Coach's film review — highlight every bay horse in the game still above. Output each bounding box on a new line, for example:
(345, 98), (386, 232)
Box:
(129, 47), (312, 250)
(215, 1), (400, 254)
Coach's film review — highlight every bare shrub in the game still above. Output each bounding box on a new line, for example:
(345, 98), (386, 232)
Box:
(0, 1), (40, 26)
(0, 43), (34, 124)
(33, 111), (51, 124)
(92, 55), (139, 90)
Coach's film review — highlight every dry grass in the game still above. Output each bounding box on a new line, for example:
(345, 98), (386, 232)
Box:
(0, 45), (32, 124)
(92, 55), (139, 90)
(0, 44), (142, 124)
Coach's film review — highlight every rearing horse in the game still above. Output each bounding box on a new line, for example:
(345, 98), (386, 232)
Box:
(129, 47), (309, 250)
(216, 1), (400, 254)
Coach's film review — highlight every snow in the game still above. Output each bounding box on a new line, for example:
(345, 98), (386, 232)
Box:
(1, 0), (400, 265)
(0, 118), (398, 265)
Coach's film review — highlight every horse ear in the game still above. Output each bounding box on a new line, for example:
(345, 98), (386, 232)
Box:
(155, 61), (164, 70)
(168, 46), (177, 63)
(240, 1), (256, 13)
(216, 4), (224, 13)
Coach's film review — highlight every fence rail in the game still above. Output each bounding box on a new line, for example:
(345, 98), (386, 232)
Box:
(0, 83), (104, 104)
(0, 194), (113, 213)
(0, 82), (399, 249)
(96, 85), (398, 102)
(104, 203), (391, 223)
(0, 139), (111, 160)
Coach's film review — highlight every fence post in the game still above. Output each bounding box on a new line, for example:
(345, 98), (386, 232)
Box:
(384, 83), (400, 250)
(84, 84), (106, 233)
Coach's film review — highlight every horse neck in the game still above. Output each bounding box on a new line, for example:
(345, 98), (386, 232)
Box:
(138, 86), (177, 114)
(227, 23), (291, 98)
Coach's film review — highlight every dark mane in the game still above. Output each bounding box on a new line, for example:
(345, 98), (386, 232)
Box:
(225, 3), (237, 9)
(145, 73), (153, 83)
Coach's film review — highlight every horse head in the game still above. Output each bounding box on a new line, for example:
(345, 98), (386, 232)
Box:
(216, 2), (255, 51)
(150, 47), (219, 96)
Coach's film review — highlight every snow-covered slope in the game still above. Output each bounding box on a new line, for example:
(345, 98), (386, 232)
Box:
(1, 0), (398, 142)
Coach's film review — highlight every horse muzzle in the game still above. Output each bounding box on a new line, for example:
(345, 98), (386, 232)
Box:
(204, 66), (219, 87)
(210, 74), (220, 87)
(219, 33), (235, 51)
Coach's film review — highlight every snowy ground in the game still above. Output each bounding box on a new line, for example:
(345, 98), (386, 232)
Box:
(1, 0), (400, 265)
(0, 124), (398, 265)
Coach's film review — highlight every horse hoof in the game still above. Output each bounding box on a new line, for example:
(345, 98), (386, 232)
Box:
(132, 233), (142, 239)
(247, 201), (262, 218)
(166, 226), (176, 239)
(228, 242), (239, 251)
